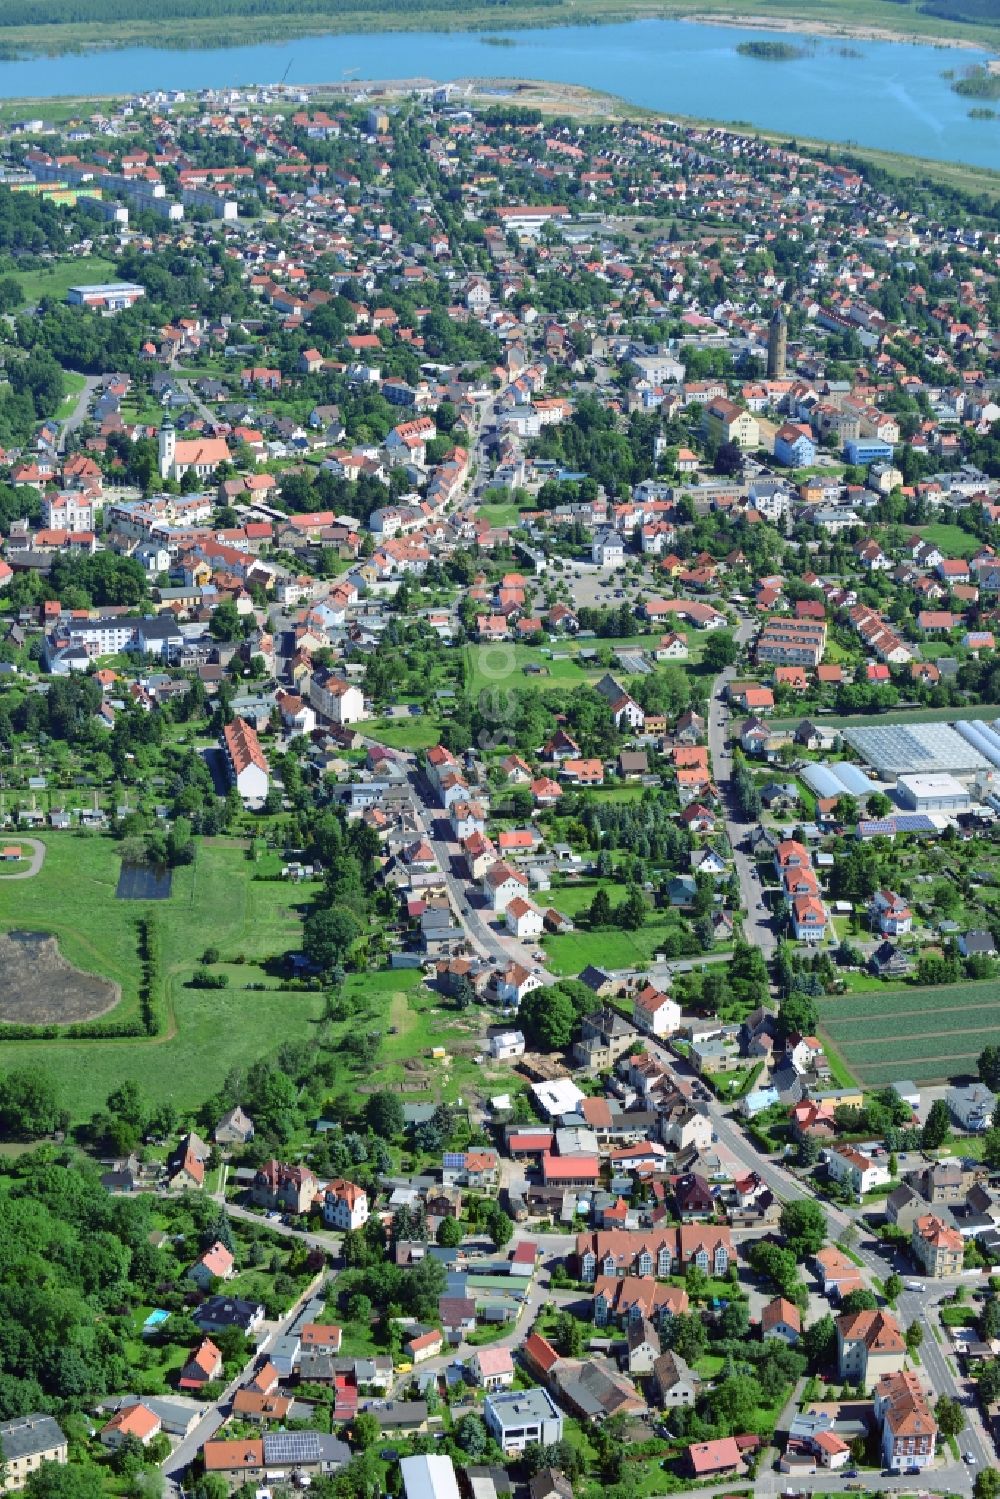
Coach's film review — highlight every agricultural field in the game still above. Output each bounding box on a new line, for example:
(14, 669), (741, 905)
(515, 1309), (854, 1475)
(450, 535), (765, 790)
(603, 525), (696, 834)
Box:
(819, 980), (1000, 1085)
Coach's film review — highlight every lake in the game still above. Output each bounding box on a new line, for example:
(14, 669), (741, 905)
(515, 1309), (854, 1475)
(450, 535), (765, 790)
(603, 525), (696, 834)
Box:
(0, 18), (997, 169)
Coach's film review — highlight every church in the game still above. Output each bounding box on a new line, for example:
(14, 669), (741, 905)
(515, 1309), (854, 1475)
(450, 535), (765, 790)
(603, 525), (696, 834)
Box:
(158, 418), (231, 483)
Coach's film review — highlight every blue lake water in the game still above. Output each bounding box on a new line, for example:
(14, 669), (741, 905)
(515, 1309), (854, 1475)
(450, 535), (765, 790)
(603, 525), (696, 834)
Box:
(1, 19), (997, 169)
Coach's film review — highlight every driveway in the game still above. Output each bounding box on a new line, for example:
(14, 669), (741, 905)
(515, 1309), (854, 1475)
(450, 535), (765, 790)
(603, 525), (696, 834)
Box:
(0, 837), (46, 879)
(57, 372), (102, 452)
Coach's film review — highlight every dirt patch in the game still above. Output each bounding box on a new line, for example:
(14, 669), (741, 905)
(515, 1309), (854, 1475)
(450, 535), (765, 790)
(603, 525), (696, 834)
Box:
(0, 930), (120, 1024)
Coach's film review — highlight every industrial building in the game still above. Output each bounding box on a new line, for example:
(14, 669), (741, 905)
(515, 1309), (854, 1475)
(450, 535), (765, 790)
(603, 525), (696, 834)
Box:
(842, 723), (989, 782)
(66, 281), (145, 312)
(896, 772), (970, 815)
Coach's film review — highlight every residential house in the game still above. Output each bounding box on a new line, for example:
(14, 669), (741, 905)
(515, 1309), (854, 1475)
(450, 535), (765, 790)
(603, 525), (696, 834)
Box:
(911, 1213), (964, 1279)
(874, 1370), (937, 1473)
(836, 1309), (906, 1389)
(0, 1416), (68, 1490)
(484, 1389), (563, 1454)
(323, 1179), (369, 1231)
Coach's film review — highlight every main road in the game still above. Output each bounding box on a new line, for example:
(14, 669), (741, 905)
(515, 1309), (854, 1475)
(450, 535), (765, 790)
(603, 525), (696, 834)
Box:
(707, 613), (777, 958)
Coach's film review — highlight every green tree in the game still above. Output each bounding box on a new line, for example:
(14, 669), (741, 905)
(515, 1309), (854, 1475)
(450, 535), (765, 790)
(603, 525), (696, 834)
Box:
(922, 1098), (951, 1150)
(486, 1207), (513, 1249)
(802, 1313), (836, 1372)
(24, 1466), (104, 1499)
(779, 1199), (827, 1258)
(974, 1472), (1000, 1499)
(364, 1091), (404, 1140)
(978, 1045), (1000, 1091)
(983, 1132), (1000, 1177)
(589, 887), (613, 927)
(884, 1272), (903, 1305)
(519, 986), (575, 1050)
(935, 1394), (965, 1440)
(351, 1412), (380, 1451)
(905, 1320), (923, 1352)
(436, 1216), (463, 1248)
(840, 1289), (878, 1314)
(0, 1068), (67, 1138)
(454, 1414), (492, 1460)
(702, 631), (739, 673)
(303, 907), (361, 973)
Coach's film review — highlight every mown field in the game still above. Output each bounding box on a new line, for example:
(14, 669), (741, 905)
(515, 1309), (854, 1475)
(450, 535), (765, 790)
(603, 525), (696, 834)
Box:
(10, 254), (116, 308)
(819, 980), (1000, 1085)
(0, 834), (325, 1119)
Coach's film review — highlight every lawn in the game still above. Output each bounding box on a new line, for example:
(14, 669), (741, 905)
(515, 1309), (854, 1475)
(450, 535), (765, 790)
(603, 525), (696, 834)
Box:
(322, 968), (525, 1106)
(0, 835), (325, 1119)
(11, 254), (117, 308)
(913, 523), (981, 560)
(819, 979), (1000, 1085)
(464, 642), (600, 697)
(55, 369), (87, 419)
(365, 715), (441, 751)
(475, 501), (529, 527)
(463, 633), (687, 699)
(541, 914), (694, 976)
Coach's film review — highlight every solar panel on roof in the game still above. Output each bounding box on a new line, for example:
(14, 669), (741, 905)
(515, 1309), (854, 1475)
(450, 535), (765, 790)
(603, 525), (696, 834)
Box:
(264, 1433), (321, 1465)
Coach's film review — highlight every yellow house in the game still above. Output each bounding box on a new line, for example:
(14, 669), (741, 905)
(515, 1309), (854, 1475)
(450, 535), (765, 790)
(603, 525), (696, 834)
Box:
(703, 398), (760, 450)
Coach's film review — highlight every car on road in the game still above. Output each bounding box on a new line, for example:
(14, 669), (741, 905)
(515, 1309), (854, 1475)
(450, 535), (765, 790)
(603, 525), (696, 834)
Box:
(964, 1453), (977, 1464)
(905, 1280), (924, 1292)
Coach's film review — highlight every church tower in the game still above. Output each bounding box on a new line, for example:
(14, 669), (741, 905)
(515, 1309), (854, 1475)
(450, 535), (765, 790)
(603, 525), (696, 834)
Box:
(158, 418), (176, 481)
(767, 305), (788, 380)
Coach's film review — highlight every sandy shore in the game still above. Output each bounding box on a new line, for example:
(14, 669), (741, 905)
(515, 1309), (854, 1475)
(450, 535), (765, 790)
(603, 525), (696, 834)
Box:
(684, 11), (994, 55)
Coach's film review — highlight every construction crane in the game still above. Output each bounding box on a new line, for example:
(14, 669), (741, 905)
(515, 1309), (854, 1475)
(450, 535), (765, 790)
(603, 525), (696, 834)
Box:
(273, 58), (294, 92)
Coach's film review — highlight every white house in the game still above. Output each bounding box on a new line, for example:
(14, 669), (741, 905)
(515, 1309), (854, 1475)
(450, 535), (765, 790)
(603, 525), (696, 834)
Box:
(489, 1030), (526, 1061)
(309, 671), (366, 725)
(322, 1178), (369, 1231)
(221, 717), (269, 802)
(592, 529), (625, 567)
(825, 1146), (890, 1198)
(505, 896), (543, 939)
(471, 1346), (515, 1390)
(632, 984), (681, 1039)
(483, 862), (529, 912)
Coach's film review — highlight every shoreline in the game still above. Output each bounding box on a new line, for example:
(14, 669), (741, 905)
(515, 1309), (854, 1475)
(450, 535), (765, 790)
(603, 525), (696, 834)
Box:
(683, 11), (995, 56)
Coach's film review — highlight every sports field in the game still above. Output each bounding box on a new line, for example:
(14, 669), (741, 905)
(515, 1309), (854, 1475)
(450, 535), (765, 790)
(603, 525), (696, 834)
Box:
(819, 981), (1000, 1086)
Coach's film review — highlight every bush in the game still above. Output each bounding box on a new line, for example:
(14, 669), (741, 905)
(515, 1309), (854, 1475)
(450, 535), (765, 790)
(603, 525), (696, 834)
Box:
(189, 968), (230, 989)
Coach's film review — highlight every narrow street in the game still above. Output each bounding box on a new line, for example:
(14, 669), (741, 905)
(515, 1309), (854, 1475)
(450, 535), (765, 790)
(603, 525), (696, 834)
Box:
(161, 1268), (327, 1491)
